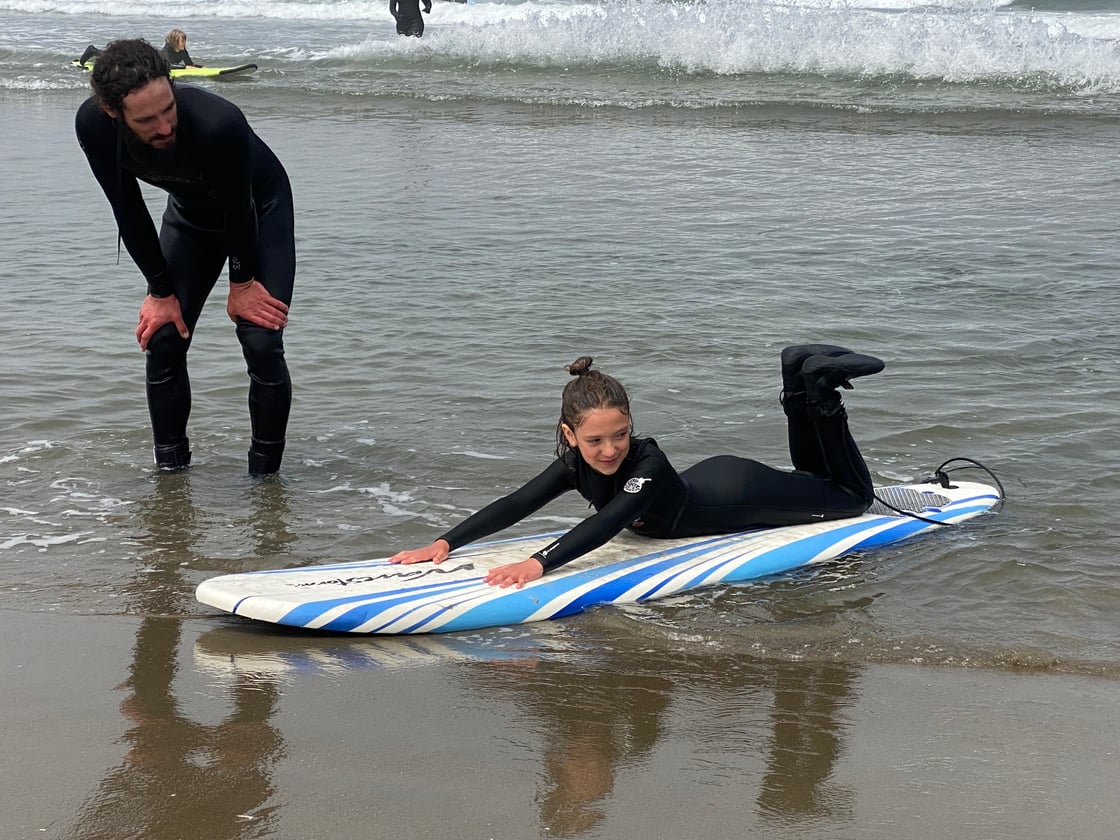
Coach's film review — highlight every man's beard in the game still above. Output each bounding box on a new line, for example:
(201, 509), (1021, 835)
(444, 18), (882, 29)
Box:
(120, 121), (177, 157)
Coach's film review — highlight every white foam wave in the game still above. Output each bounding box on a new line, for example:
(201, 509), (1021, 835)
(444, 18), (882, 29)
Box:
(451, 450), (513, 460)
(394, 2), (1120, 91)
(0, 0), (1037, 22)
(4, 0), (1118, 92)
(0, 531), (93, 550)
(0, 76), (82, 90)
(358, 482), (416, 503)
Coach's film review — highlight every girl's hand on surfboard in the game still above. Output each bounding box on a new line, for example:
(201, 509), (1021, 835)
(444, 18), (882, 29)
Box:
(484, 558), (544, 589)
(389, 539), (451, 565)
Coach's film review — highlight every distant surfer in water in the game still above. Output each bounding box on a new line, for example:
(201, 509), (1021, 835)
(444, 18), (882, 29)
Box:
(74, 38), (296, 475)
(161, 29), (201, 68)
(390, 0), (432, 37)
(391, 347), (884, 588)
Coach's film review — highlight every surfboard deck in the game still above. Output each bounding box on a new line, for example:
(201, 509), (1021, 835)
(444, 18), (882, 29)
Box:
(71, 60), (258, 78)
(195, 478), (1000, 635)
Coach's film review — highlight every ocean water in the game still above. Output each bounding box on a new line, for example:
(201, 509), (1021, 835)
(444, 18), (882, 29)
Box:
(1, 0), (1119, 834)
(2, 0), (1119, 668)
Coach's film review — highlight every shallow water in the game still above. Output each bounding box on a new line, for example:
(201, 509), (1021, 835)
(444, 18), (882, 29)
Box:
(4, 90), (1117, 670)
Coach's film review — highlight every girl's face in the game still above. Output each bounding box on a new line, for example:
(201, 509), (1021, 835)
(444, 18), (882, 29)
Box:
(562, 407), (631, 476)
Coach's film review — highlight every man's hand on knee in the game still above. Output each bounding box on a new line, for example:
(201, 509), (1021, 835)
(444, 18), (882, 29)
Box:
(227, 279), (289, 331)
(136, 294), (190, 351)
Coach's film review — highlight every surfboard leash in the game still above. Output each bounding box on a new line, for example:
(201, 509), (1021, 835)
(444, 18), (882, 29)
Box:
(870, 456), (1006, 526)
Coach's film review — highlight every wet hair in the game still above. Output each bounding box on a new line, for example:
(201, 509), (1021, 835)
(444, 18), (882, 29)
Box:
(165, 29), (187, 50)
(555, 356), (632, 456)
(90, 39), (171, 114)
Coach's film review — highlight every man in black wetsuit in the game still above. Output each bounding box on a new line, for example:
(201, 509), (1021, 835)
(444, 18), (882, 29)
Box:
(75, 39), (295, 475)
(390, 0), (432, 37)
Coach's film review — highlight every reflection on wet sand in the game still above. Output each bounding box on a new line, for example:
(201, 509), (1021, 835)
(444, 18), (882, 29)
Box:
(490, 656), (672, 836)
(197, 619), (861, 839)
(460, 646), (858, 837)
(69, 474), (289, 840)
(756, 663), (856, 823)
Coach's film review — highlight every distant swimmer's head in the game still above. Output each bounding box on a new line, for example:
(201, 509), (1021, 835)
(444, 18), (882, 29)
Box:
(91, 39), (177, 151)
(556, 356), (633, 475)
(165, 28), (187, 52)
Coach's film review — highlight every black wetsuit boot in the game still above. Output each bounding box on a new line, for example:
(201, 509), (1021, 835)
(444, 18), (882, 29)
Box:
(153, 439), (191, 470)
(801, 353), (885, 408)
(799, 352), (886, 504)
(248, 439), (285, 476)
(780, 344), (852, 475)
(246, 374), (291, 475)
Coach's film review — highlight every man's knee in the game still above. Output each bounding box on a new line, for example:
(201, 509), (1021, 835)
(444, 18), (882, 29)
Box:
(145, 323), (190, 382)
(236, 321), (287, 382)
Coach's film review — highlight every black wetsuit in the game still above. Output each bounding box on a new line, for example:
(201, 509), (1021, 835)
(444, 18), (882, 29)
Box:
(160, 45), (198, 67)
(439, 408), (874, 572)
(390, 0), (432, 37)
(75, 84), (295, 467)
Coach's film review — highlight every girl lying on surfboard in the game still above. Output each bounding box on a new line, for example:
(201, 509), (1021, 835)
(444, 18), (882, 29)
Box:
(79, 30), (202, 68)
(389, 345), (884, 589)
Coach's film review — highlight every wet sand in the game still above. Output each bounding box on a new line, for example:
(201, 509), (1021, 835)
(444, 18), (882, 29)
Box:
(5, 608), (1117, 840)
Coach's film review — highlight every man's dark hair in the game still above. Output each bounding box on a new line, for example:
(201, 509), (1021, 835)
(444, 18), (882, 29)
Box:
(90, 39), (171, 113)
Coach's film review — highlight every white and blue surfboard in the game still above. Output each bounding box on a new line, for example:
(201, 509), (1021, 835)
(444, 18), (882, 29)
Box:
(195, 478), (1000, 635)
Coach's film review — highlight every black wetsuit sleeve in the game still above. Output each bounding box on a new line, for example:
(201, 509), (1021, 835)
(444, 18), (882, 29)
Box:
(389, 0), (399, 18)
(531, 446), (674, 572)
(438, 459), (573, 551)
(75, 99), (174, 296)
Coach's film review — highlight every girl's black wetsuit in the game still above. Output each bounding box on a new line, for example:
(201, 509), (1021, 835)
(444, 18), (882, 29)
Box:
(160, 45), (197, 67)
(439, 408), (874, 572)
(75, 85), (295, 461)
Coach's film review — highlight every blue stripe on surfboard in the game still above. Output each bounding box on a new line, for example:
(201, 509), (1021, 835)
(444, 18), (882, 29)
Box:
(311, 539), (730, 631)
(317, 589), (469, 633)
(258, 577), (487, 626)
(426, 548), (749, 632)
(678, 501), (996, 590)
(238, 571), (483, 616)
(425, 536), (752, 632)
